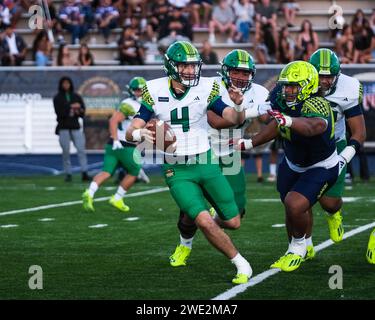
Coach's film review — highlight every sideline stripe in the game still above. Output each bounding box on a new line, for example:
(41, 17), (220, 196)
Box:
(0, 187), (169, 217)
(212, 221), (375, 300)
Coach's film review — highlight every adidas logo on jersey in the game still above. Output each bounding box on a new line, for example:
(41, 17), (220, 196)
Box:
(194, 96), (200, 101)
(343, 97), (348, 101)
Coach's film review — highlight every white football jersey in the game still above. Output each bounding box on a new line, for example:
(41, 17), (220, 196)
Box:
(142, 76), (225, 156)
(118, 97), (140, 143)
(210, 77), (269, 156)
(324, 73), (362, 142)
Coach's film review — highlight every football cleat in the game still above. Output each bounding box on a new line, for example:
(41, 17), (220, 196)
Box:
(232, 263), (252, 285)
(169, 244), (191, 267)
(109, 196), (130, 212)
(270, 253), (303, 272)
(326, 211), (344, 243)
(82, 189), (94, 212)
(366, 228), (375, 264)
(304, 245), (316, 261)
(232, 273), (250, 285)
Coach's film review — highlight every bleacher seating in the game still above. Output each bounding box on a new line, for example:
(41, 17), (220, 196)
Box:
(13, 0), (375, 66)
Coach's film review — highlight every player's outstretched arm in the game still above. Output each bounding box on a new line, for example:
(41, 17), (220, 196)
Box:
(288, 117), (327, 136)
(347, 115), (366, 145)
(207, 110), (239, 129)
(109, 111), (125, 142)
(267, 110), (327, 137)
(237, 120), (279, 150)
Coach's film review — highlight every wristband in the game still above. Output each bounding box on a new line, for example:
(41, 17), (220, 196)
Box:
(233, 103), (244, 112)
(339, 145), (356, 163)
(132, 129), (142, 142)
(348, 139), (361, 153)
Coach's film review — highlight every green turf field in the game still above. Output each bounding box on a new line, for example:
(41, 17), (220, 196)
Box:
(0, 174), (374, 300)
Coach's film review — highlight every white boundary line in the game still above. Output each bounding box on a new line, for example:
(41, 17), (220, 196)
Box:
(212, 221), (375, 300)
(0, 187), (169, 217)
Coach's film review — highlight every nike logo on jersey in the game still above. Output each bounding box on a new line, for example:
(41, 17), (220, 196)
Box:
(194, 96), (200, 101)
(158, 97), (169, 102)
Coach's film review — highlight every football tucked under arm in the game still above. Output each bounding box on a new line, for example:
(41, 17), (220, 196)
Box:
(146, 119), (177, 153)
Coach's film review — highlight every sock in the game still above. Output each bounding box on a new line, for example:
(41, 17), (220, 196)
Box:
(270, 164), (276, 176)
(288, 235), (307, 257)
(231, 253), (252, 276)
(88, 181), (98, 197)
(180, 235), (194, 249)
(114, 186), (126, 201)
(306, 236), (313, 247)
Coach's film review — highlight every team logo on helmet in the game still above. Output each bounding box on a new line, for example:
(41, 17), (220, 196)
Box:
(278, 61), (319, 107)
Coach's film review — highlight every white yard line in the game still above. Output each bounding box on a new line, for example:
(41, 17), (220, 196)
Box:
(212, 221), (375, 300)
(0, 187), (169, 217)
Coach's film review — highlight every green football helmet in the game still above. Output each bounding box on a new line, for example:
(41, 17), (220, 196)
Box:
(220, 49), (256, 92)
(127, 77), (146, 101)
(278, 60), (319, 107)
(164, 41), (202, 87)
(309, 48), (341, 96)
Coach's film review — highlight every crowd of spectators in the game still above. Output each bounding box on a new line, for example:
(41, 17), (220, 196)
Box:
(0, 0), (373, 66)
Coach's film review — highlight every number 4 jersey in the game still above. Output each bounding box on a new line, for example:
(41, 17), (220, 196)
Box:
(135, 77), (230, 156)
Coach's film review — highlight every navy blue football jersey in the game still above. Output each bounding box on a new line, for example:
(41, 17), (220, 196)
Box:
(269, 85), (336, 167)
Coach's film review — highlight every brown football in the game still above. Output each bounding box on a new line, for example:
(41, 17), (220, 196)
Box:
(146, 119), (177, 153)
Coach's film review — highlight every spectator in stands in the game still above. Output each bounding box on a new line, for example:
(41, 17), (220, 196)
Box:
(199, 39), (218, 64)
(191, 0), (212, 28)
(278, 25), (294, 63)
(158, 4), (193, 41)
(128, 16), (146, 39)
(57, 43), (76, 66)
(255, 0), (278, 56)
(351, 9), (368, 35)
(146, 0), (170, 42)
(295, 19), (319, 61)
(0, 2), (11, 31)
(118, 26), (145, 65)
(233, 0), (254, 43)
(44, 0), (64, 43)
(208, 0), (237, 44)
(280, 0), (299, 27)
(0, 25), (26, 66)
(77, 43), (94, 66)
(4, 0), (31, 28)
(353, 19), (374, 64)
(59, 0), (88, 44)
(335, 24), (354, 64)
(53, 76), (90, 182)
(32, 30), (53, 67)
(79, 0), (95, 31)
(123, 0), (147, 31)
(95, 0), (120, 44)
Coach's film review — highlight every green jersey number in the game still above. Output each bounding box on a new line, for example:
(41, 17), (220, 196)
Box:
(171, 107), (190, 132)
